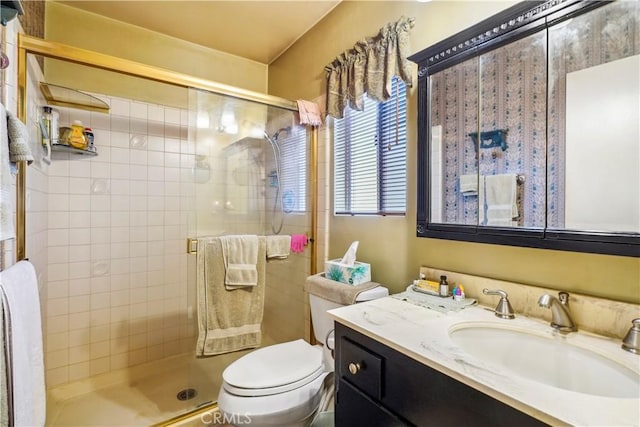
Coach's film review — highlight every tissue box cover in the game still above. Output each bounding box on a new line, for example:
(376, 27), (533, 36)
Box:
(324, 259), (371, 286)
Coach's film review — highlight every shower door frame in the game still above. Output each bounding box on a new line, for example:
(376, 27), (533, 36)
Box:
(15, 33), (318, 425)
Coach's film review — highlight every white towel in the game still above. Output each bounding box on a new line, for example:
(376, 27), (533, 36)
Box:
(484, 174), (518, 227)
(0, 261), (45, 427)
(0, 103), (15, 241)
(0, 288), (12, 427)
(479, 176), (486, 225)
(219, 235), (259, 290)
(265, 235), (291, 260)
(459, 174), (478, 196)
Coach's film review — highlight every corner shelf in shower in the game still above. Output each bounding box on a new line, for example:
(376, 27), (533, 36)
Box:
(51, 143), (98, 157)
(39, 83), (110, 113)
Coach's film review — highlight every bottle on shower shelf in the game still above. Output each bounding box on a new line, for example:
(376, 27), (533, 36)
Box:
(42, 106), (60, 143)
(84, 127), (95, 152)
(68, 120), (87, 149)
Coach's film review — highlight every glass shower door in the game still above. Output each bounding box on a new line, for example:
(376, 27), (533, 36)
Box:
(184, 87), (312, 412)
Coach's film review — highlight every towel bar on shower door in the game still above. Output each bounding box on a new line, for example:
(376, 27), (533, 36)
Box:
(186, 235), (314, 255)
(187, 238), (198, 254)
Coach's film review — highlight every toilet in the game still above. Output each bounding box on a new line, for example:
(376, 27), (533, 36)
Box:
(217, 286), (389, 427)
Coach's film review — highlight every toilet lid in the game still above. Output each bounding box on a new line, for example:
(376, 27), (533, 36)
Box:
(222, 339), (324, 396)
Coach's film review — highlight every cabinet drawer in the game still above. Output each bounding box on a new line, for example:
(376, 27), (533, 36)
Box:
(339, 336), (383, 401)
(336, 379), (406, 427)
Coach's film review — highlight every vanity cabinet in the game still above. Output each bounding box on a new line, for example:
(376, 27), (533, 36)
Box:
(334, 322), (547, 427)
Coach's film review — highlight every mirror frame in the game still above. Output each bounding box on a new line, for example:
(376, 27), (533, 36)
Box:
(409, 0), (639, 258)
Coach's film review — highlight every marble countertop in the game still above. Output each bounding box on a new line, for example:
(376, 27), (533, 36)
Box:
(328, 296), (640, 426)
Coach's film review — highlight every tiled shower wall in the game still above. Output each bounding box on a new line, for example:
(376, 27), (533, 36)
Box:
(4, 25), (319, 387)
(42, 91), (317, 388)
(44, 97), (196, 387)
(2, 17), (52, 393)
(3, 18), (50, 351)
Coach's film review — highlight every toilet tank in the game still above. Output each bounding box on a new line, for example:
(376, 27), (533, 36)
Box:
(309, 286), (389, 345)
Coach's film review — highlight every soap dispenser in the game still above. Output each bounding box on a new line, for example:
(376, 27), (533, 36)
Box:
(69, 120), (87, 149)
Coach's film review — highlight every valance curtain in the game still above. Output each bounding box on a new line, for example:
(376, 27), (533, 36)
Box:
(325, 16), (415, 119)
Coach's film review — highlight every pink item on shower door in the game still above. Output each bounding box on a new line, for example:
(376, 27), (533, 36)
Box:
(290, 234), (308, 253)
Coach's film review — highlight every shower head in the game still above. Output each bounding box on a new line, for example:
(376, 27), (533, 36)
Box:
(269, 126), (292, 142)
(262, 128), (284, 235)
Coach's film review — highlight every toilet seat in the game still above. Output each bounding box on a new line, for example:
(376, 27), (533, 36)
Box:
(222, 339), (324, 397)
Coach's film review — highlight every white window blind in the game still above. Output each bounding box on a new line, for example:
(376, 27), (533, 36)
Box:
(334, 78), (407, 215)
(279, 128), (307, 213)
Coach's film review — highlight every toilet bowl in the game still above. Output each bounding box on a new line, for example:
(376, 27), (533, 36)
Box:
(218, 285), (389, 426)
(218, 340), (328, 427)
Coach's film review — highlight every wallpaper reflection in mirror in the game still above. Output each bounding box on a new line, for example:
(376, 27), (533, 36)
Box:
(547, 0), (640, 232)
(429, 32), (546, 228)
(429, 57), (478, 225)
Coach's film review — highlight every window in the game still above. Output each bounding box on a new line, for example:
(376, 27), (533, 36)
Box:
(334, 77), (407, 215)
(279, 128), (307, 213)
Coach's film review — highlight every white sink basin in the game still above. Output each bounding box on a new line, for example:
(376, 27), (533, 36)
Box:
(449, 325), (640, 398)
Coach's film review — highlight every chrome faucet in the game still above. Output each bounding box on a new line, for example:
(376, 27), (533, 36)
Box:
(483, 288), (515, 319)
(622, 318), (640, 354)
(538, 291), (577, 333)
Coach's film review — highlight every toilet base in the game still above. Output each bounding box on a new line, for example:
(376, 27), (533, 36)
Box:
(218, 372), (329, 427)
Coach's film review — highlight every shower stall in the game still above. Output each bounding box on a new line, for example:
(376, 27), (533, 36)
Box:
(16, 35), (316, 426)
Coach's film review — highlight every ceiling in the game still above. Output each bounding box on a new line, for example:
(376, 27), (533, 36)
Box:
(58, 1), (341, 64)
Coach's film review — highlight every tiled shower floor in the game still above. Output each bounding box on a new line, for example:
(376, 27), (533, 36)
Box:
(46, 350), (252, 426)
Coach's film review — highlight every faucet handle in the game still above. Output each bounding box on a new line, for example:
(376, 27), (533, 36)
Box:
(622, 318), (640, 355)
(482, 288), (515, 319)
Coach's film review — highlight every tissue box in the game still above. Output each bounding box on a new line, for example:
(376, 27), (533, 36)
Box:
(324, 259), (371, 286)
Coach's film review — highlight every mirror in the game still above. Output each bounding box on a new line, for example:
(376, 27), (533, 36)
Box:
(410, 0), (639, 257)
(561, 55), (639, 232)
(547, 9), (639, 233)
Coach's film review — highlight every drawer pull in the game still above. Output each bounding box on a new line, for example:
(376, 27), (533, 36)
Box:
(348, 362), (361, 375)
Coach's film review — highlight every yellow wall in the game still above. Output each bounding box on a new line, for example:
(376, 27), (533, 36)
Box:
(44, 2), (268, 107)
(268, 1), (640, 303)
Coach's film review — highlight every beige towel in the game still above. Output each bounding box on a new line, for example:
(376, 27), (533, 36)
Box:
(196, 236), (266, 356)
(6, 110), (34, 164)
(296, 100), (323, 127)
(485, 174), (518, 226)
(219, 235), (259, 289)
(266, 235), (291, 260)
(305, 273), (380, 305)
